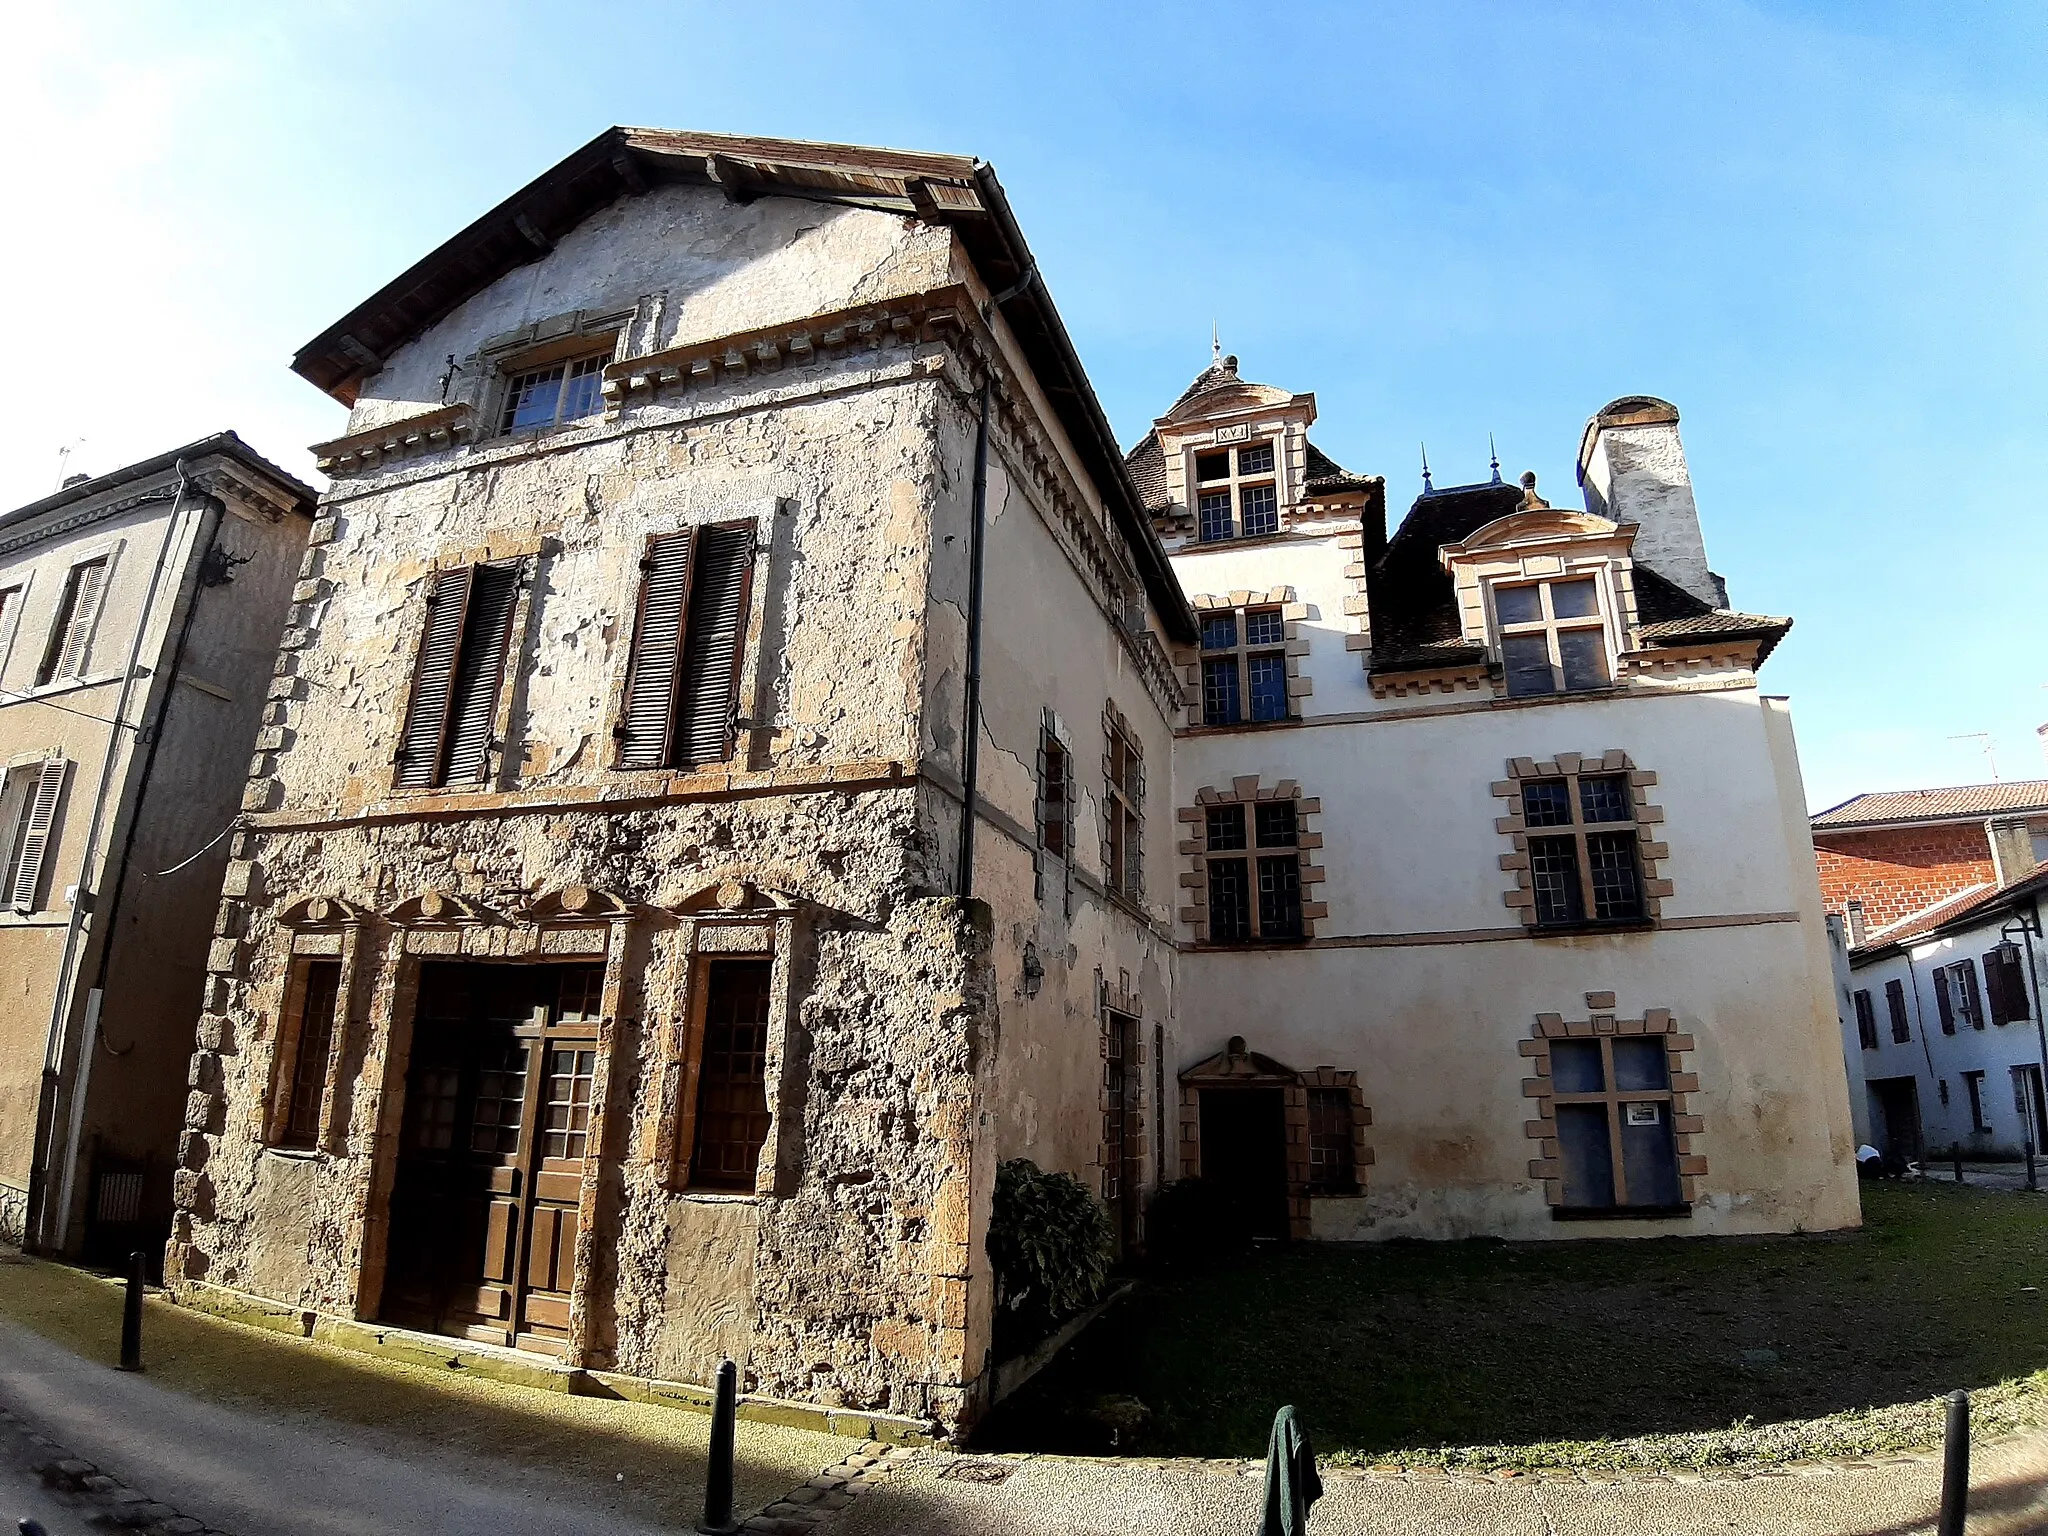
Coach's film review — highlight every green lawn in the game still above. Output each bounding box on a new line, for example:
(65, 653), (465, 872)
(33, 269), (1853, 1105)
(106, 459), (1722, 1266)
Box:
(976, 1182), (2048, 1471)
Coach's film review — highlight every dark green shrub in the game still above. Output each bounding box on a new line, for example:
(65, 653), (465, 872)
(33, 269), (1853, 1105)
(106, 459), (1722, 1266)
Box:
(987, 1158), (1112, 1354)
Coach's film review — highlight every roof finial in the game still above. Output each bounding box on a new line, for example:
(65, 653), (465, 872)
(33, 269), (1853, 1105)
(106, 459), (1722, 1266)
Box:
(1420, 443), (1434, 494)
(1212, 321), (1221, 364)
(1489, 433), (1502, 484)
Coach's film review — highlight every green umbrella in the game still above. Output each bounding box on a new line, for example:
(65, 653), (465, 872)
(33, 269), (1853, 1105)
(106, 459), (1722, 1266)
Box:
(1259, 1404), (1323, 1536)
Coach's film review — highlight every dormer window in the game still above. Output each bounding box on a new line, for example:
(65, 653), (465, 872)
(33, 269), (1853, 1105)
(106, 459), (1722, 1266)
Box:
(499, 351), (608, 435)
(1194, 439), (1280, 541)
(1493, 577), (1611, 697)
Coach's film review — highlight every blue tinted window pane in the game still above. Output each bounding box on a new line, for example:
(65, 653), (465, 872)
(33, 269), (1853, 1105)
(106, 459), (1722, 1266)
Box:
(1558, 630), (1610, 691)
(1239, 484), (1279, 536)
(503, 365), (564, 432)
(1621, 1105), (1682, 1206)
(1254, 801), (1297, 848)
(1611, 1037), (1670, 1091)
(1248, 654), (1288, 720)
(1202, 657), (1241, 725)
(1503, 634), (1555, 697)
(560, 356), (605, 420)
(1207, 857), (1251, 941)
(1198, 492), (1233, 541)
(1578, 774), (1632, 823)
(1522, 780), (1572, 827)
(1550, 579), (1600, 619)
(1550, 1039), (1605, 1093)
(1556, 1103), (1615, 1208)
(1200, 613), (1238, 651)
(1244, 609), (1285, 646)
(1237, 442), (1274, 474)
(1494, 586), (1543, 625)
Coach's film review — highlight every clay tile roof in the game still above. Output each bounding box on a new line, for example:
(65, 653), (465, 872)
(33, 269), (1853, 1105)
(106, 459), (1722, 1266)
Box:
(1812, 781), (2048, 831)
(1864, 883), (2002, 947)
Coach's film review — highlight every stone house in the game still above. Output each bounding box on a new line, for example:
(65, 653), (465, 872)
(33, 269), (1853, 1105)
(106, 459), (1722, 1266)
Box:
(170, 129), (1858, 1439)
(1136, 371), (1859, 1240)
(0, 437), (313, 1259)
(1812, 781), (2048, 946)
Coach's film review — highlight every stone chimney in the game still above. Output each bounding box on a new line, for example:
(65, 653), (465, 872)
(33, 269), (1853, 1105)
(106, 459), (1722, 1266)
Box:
(1989, 818), (2039, 887)
(1844, 899), (1868, 949)
(1576, 396), (1726, 609)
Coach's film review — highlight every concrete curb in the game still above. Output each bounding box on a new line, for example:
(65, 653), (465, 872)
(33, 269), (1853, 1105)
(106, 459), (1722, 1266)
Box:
(0, 1400), (229, 1536)
(167, 1275), (937, 1445)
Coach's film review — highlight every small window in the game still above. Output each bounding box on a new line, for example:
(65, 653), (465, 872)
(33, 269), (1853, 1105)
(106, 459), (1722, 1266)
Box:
(1519, 771), (1646, 928)
(499, 351), (609, 435)
(37, 558), (108, 687)
(688, 959), (774, 1191)
(1493, 577), (1612, 698)
(1886, 978), (1912, 1043)
(2, 756), (67, 914)
(279, 960), (343, 1148)
(616, 524), (756, 771)
(1935, 961), (1984, 1034)
(1853, 989), (1879, 1052)
(1548, 1035), (1683, 1212)
(1038, 727), (1069, 858)
(1202, 799), (1302, 943)
(1307, 1087), (1357, 1194)
(1198, 604), (1291, 726)
(1104, 714), (1144, 900)
(1964, 1069), (1989, 1133)
(1193, 440), (1280, 542)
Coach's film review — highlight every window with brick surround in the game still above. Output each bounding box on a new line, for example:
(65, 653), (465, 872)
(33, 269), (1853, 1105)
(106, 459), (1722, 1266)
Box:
(1986, 946), (2031, 1025)
(498, 349), (609, 435)
(1886, 978), (1912, 1043)
(1200, 606), (1290, 726)
(1496, 752), (1668, 931)
(1179, 777), (1327, 943)
(395, 561), (521, 789)
(1853, 989), (1879, 1052)
(1103, 707), (1145, 901)
(1492, 576), (1613, 698)
(1307, 1087), (1359, 1194)
(616, 524), (756, 771)
(1524, 1006), (1701, 1214)
(1935, 960), (1983, 1034)
(1194, 439), (1280, 542)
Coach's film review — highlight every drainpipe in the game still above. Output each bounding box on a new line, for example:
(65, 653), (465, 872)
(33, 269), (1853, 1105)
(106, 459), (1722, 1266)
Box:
(1907, 947), (1941, 1157)
(25, 462), (203, 1253)
(955, 376), (991, 900)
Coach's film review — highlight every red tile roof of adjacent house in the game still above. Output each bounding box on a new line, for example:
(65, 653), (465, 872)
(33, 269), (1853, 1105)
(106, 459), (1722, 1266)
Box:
(1811, 781), (2048, 832)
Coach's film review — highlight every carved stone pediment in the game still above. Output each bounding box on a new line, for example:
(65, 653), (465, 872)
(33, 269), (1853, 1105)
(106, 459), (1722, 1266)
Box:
(524, 884), (633, 921)
(671, 878), (800, 917)
(277, 895), (373, 927)
(384, 889), (492, 926)
(1179, 1036), (1301, 1085)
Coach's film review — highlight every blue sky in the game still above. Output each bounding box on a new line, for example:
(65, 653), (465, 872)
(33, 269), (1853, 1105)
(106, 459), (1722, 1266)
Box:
(4, 2), (2043, 809)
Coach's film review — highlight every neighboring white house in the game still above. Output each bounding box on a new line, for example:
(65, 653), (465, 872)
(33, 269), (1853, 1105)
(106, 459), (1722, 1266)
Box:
(1845, 870), (2048, 1162)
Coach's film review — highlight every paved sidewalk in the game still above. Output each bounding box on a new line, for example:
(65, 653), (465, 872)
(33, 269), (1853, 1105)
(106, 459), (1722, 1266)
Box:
(833, 1441), (2048, 1536)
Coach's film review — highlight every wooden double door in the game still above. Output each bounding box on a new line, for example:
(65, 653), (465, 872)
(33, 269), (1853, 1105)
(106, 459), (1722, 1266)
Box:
(382, 962), (603, 1355)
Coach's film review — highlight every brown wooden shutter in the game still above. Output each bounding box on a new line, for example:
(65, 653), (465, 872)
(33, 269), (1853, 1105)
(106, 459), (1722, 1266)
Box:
(1934, 967), (1955, 1033)
(616, 531), (695, 769)
(2005, 949), (2033, 1022)
(1985, 950), (2012, 1025)
(394, 568), (473, 788)
(1960, 961), (1985, 1030)
(11, 756), (67, 913)
(440, 563), (521, 785)
(673, 523), (754, 769)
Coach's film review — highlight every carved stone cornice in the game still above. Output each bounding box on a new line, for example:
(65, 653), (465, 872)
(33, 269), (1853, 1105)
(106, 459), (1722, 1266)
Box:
(313, 403), (477, 477)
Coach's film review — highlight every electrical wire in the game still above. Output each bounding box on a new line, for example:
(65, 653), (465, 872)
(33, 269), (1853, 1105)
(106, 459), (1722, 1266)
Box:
(144, 815), (241, 878)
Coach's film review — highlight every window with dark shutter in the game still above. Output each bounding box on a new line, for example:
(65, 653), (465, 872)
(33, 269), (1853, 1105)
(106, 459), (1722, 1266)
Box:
(1853, 989), (1878, 1051)
(1886, 978), (1912, 1043)
(614, 523), (754, 772)
(394, 562), (520, 790)
(1957, 961), (1985, 1031)
(1934, 967), (1955, 1034)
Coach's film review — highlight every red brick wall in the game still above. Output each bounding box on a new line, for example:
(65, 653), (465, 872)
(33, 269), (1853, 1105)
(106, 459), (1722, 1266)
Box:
(1813, 822), (1993, 930)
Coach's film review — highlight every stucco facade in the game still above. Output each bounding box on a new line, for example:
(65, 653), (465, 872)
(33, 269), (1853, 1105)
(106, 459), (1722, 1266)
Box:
(0, 439), (313, 1258)
(169, 128), (1857, 1442)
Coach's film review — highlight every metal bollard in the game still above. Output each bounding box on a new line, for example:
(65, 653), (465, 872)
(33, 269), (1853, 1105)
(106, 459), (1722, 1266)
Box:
(696, 1358), (739, 1536)
(118, 1250), (144, 1372)
(1938, 1390), (1969, 1536)
(1954, 1142), (1964, 1184)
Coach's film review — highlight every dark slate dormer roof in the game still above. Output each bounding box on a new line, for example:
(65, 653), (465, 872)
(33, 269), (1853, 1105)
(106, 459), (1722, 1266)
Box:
(293, 126), (1195, 643)
(1367, 482), (1791, 673)
(1304, 440), (1375, 495)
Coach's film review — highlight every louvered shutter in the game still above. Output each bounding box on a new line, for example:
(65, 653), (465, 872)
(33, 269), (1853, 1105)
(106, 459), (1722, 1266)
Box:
(673, 523), (754, 769)
(616, 531), (695, 769)
(441, 563), (521, 785)
(1985, 951), (2012, 1025)
(1934, 968), (1955, 1033)
(51, 560), (108, 681)
(394, 568), (473, 788)
(11, 757), (67, 913)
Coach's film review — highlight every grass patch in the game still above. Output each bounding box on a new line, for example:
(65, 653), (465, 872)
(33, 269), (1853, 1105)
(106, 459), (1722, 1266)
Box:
(975, 1182), (2048, 1470)
(0, 1253), (842, 1524)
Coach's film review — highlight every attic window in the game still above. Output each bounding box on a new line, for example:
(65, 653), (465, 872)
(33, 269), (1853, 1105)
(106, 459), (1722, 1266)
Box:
(1493, 578), (1611, 697)
(499, 352), (608, 435)
(1194, 440), (1280, 542)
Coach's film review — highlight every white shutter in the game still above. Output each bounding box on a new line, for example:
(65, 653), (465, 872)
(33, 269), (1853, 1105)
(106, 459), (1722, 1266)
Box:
(56, 561), (107, 680)
(11, 757), (67, 913)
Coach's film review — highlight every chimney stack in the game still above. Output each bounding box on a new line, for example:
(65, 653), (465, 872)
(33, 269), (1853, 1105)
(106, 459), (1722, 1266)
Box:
(1576, 397), (1725, 610)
